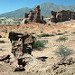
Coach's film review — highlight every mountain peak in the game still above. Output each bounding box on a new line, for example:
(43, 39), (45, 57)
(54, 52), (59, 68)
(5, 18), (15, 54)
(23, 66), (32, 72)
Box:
(0, 2), (75, 18)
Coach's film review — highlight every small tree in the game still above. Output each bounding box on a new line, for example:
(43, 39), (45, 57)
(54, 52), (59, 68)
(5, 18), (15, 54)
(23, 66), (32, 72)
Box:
(33, 40), (48, 50)
(55, 45), (74, 62)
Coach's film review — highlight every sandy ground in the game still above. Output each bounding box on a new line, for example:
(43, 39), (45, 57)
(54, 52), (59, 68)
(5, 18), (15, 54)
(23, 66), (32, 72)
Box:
(0, 20), (75, 75)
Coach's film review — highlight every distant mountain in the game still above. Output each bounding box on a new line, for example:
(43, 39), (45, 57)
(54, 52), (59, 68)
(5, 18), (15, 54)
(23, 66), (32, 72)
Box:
(0, 7), (31, 18)
(0, 3), (75, 18)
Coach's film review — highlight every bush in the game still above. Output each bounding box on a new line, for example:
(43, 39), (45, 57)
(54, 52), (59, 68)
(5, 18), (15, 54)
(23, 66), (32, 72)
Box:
(56, 35), (68, 42)
(49, 34), (55, 37)
(55, 45), (74, 62)
(0, 40), (5, 43)
(0, 49), (5, 51)
(72, 32), (75, 34)
(2, 30), (7, 33)
(30, 32), (35, 35)
(0, 35), (2, 38)
(38, 33), (55, 37)
(33, 40), (48, 50)
(39, 34), (50, 37)
(56, 33), (63, 35)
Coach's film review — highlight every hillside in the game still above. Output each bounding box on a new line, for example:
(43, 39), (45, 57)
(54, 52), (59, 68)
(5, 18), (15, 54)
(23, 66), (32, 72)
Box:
(0, 3), (75, 18)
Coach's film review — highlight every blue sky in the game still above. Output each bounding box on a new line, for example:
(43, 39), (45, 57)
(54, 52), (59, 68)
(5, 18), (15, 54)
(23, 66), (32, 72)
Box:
(0, 0), (75, 14)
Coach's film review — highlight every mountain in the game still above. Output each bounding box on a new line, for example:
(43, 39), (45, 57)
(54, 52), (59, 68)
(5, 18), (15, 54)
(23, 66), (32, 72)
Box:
(0, 3), (75, 18)
(0, 7), (31, 18)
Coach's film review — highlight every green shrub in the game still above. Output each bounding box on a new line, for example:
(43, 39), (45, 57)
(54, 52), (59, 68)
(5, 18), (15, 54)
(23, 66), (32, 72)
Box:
(33, 40), (48, 50)
(4, 30), (7, 33)
(49, 34), (55, 36)
(56, 33), (63, 35)
(0, 35), (2, 38)
(30, 32), (35, 35)
(0, 49), (5, 51)
(0, 40), (5, 43)
(2, 30), (7, 33)
(40, 34), (50, 37)
(38, 33), (55, 37)
(55, 45), (74, 62)
(56, 35), (68, 42)
(72, 32), (75, 34)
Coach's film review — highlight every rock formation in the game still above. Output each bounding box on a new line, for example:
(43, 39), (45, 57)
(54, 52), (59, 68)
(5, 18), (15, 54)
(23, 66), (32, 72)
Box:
(50, 10), (75, 23)
(8, 32), (35, 70)
(9, 32), (34, 57)
(0, 32), (43, 71)
(24, 5), (43, 23)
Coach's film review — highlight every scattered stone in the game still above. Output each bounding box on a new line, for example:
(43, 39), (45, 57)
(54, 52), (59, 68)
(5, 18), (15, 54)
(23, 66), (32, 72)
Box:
(0, 54), (10, 63)
(14, 66), (25, 72)
(55, 68), (66, 74)
(52, 64), (59, 70)
(59, 57), (75, 65)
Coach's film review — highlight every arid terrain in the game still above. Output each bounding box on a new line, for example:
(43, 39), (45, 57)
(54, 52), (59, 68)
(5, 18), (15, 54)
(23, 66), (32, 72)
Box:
(0, 20), (75, 75)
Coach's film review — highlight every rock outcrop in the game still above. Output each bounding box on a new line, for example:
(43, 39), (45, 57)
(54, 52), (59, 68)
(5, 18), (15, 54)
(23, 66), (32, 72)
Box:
(8, 32), (35, 70)
(9, 32), (34, 57)
(24, 5), (43, 23)
(0, 32), (43, 72)
(50, 10), (75, 23)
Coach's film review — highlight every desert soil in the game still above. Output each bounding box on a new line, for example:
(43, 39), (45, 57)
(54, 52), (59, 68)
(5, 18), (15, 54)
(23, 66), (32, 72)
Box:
(0, 20), (75, 75)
